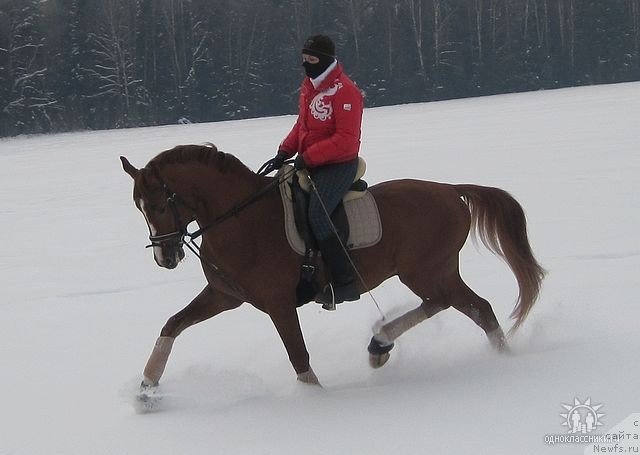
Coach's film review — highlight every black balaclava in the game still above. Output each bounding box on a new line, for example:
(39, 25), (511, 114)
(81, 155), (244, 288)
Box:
(302, 34), (336, 79)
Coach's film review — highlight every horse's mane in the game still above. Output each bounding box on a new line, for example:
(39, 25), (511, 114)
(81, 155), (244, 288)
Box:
(147, 144), (253, 176)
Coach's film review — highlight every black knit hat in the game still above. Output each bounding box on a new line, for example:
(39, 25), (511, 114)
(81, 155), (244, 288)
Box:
(302, 34), (336, 58)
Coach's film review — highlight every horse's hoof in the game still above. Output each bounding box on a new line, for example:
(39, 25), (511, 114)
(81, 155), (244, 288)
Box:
(369, 352), (391, 369)
(297, 368), (321, 386)
(487, 328), (510, 353)
(134, 382), (163, 413)
(368, 337), (394, 369)
(496, 340), (512, 354)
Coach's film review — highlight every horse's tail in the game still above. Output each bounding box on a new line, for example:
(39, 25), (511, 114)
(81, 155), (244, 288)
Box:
(455, 184), (546, 334)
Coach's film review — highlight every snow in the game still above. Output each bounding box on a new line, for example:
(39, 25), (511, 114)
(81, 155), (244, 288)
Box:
(1, 82), (639, 454)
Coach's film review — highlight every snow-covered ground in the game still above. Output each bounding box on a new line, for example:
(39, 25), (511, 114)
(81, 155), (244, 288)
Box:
(1, 82), (639, 455)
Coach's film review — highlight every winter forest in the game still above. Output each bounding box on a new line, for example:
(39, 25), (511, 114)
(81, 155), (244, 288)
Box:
(1, 0), (639, 137)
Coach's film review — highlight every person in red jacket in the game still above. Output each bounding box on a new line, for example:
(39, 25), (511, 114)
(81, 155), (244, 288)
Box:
(272, 34), (364, 305)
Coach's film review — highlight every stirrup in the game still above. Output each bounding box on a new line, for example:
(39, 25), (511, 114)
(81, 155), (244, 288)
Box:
(321, 284), (337, 311)
(315, 282), (360, 310)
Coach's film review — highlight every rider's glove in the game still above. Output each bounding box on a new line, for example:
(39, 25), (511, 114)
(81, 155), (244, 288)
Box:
(294, 154), (307, 170)
(273, 151), (287, 169)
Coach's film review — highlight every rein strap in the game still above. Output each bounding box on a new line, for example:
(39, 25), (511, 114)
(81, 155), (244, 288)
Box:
(187, 166), (295, 241)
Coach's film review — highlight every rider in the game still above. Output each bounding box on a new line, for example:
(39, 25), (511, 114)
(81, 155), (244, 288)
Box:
(271, 34), (364, 304)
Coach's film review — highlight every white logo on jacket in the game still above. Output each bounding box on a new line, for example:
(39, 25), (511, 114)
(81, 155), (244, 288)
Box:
(309, 82), (343, 121)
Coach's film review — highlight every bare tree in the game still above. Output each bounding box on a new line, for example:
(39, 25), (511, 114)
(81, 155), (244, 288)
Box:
(161, 0), (185, 99)
(0, 0), (57, 134)
(558, 0), (576, 67)
(631, 0), (640, 65)
(83, 0), (140, 126)
(291, 0), (312, 45)
(405, 0), (429, 87)
(475, 0), (483, 62)
(348, 0), (361, 63)
(542, 0), (550, 54)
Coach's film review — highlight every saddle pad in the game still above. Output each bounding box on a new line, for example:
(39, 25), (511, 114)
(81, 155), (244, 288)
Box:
(279, 182), (383, 256)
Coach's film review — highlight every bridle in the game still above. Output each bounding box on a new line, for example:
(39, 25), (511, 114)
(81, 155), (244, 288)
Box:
(145, 163), (295, 249)
(145, 186), (191, 250)
(141, 163), (295, 300)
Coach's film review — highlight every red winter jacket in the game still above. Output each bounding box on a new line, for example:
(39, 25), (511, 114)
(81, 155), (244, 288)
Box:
(279, 63), (363, 168)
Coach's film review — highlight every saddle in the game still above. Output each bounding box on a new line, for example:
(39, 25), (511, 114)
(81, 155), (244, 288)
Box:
(278, 158), (382, 255)
(281, 157), (369, 203)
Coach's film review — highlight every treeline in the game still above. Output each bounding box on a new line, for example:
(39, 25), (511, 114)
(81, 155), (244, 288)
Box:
(1, 0), (639, 137)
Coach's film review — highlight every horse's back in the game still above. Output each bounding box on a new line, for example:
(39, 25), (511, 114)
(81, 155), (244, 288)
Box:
(369, 178), (466, 216)
(370, 178), (458, 199)
(368, 179), (471, 256)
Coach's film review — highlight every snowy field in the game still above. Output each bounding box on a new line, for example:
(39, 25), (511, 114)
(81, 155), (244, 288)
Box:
(1, 82), (639, 454)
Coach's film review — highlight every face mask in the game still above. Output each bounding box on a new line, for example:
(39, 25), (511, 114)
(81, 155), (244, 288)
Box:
(302, 56), (335, 79)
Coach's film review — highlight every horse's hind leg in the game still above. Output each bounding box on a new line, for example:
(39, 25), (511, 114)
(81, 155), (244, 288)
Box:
(368, 264), (455, 368)
(448, 278), (508, 352)
(369, 298), (448, 368)
(369, 268), (507, 368)
(141, 285), (242, 387)
(400, 268), (507, 351)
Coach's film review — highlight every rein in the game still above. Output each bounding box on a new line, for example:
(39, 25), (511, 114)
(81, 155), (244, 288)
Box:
(148, 162), (294, 246)
(188, 164), (295, 241)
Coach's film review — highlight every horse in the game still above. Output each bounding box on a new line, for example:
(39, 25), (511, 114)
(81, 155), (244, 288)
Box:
(120, 143), (545, 392)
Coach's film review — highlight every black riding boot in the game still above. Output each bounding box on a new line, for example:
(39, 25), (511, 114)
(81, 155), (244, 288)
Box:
(315, 234), (360, 306)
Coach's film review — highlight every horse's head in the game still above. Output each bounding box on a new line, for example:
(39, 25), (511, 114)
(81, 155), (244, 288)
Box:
(121, 156), (194, 269)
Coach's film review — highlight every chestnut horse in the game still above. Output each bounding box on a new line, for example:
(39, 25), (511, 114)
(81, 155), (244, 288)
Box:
(121, 144), (544, 393)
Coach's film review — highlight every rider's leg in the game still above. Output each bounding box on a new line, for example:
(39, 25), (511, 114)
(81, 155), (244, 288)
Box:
(308, 159), (359, 304)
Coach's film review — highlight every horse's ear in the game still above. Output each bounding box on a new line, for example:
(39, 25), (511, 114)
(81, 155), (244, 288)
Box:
(120, 156), (138, 179)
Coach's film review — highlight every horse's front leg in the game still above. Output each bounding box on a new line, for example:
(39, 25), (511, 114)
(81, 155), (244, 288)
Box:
(141, 285), (242, 387)
(268, 304), (320, 385)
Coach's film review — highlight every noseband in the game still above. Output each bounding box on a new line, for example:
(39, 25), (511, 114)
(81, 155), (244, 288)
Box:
(146, 185), (190, 249)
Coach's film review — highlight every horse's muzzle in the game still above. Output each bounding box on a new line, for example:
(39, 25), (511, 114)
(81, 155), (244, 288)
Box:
(153, 247), (185, 269)
(153, 244), (185, 269)
(147, 230), (186, 269)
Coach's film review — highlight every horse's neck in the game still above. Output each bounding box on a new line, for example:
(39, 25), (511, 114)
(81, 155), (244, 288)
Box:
(181, 162), (265, 224)
(173, 162), (279, 290)
(189, 164), (276, 270)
